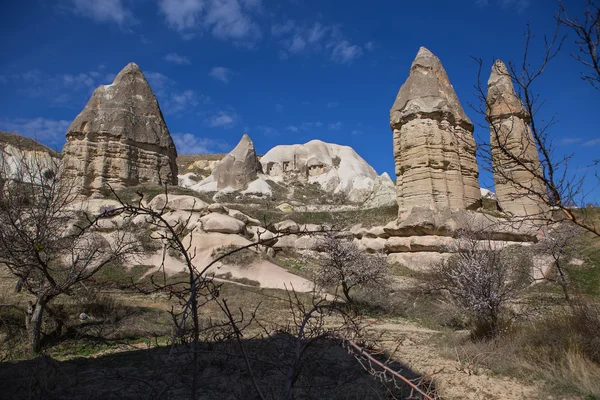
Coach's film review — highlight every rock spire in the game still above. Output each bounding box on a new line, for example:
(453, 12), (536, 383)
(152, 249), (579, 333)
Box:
(61, 62), (178, 195)
(390, 47), (480, 213)
(486, 60), (549, 217)
(213, 134), (262, 190)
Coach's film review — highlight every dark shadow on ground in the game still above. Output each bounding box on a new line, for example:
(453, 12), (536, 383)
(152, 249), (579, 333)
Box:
(0, 333), (436, 400)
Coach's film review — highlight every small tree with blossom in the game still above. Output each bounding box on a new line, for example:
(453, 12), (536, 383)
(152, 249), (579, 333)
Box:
(427, 230), (532, 339)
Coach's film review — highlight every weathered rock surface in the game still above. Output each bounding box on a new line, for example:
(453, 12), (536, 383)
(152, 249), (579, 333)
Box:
(486, 60), (549, 217)
(390, 47), (480, 213)
(0, 131), (60, 187)
(148, 194), (209, 212)
(261, 139), (396, 204)
(61, 62), (178, 195)
(200, 213), (245, 234)
(212, 134), (262, 191)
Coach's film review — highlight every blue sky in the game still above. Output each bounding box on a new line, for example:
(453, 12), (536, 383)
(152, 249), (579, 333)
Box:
(0, 0), (598, 200)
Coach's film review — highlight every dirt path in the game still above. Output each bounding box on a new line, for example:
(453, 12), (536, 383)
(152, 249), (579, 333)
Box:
(364, 318), (543, 400)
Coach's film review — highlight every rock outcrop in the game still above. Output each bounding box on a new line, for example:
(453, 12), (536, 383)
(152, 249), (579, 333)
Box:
(390, 47), (480, 213)
(61, 62), (178, 196)
(260, 139), (396, 204)
(213, 134), (262, 191)
(486, 60), (549, 217)
(191, 134), (262, 192)
(0, 131), (60, 187)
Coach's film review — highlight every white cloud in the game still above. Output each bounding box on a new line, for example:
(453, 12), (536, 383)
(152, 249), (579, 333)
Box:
(273, 20), (364, 64)
(286, 125), (298, 132)
(164, 53), (191, 65)
(159, 0), (261, 44)
(328, 121), (342, 130)
(0, 117), (71, 145)
(326, 101), (339, 108)
(365, 41), (375, 51)
(475, 0), (489, 6)
(0, 75), (7, 84)
(205, 0), (261, 43)
(207, 111), (238, 128)
(172, 133), (226, 154)
(209, 66), (234, 83)
(159, 0), (205, 31)
(351, 129), (363, 136)
(300, 121), (323, 130)
(71, 0), (136, 26)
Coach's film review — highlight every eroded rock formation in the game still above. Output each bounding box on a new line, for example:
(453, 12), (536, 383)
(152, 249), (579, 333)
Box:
(260, 139), (396, 204)
(486, 60), (549, 217)
(213, 134), (262, 191)
(390, 47), (480, 213)
(61, 62), (178, 195)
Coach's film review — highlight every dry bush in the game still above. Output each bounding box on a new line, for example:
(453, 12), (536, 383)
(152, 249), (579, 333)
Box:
(312, 231), (389, 305)
(447, 300), (600, 397)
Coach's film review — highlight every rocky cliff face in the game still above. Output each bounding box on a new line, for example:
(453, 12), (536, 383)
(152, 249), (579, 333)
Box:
(61, 62), (178, 196)
(390, 47), (480, 213)
(0, 131), (60, 187)
(486, 60), (549, 217)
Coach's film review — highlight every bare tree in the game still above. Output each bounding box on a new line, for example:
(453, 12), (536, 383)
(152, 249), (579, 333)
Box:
(0, 156), (137, 353)
(559, 0), (600, 89)
(427, 230), (532, 339)
(312, 231), (388, 305)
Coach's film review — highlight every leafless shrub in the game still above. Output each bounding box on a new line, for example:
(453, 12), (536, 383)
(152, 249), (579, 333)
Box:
(427, 230), (532, 339)
(312, 231), (389, 305)
(0, 156), (139, 354)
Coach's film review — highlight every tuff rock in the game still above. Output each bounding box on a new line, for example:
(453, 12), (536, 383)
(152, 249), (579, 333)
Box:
(61, 62), (178, 196)
(486, 60), (549, 217)
(390, 47), (480, 213)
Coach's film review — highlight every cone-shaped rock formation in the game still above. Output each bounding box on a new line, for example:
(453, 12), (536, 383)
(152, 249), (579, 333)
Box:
(390, 47), (480, 213)
(61, 62), (178, 195)
(486, 60), (548, 217)
(213, 133), (262, 190)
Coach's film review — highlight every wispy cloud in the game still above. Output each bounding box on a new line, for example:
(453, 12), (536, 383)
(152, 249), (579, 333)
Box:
(70, 0), (136, 26)
(206, 111), (238, 128)
(209, 66), (234, 83)
(172, 132), (228, 154)
(584, 139), (600, 147)
(159, 0), (262, 45)
(326, 101), (339, 108)
(146, 71), (211, 115)
(328, 121), (342, 130)
(257, 125), (279, 136)
(275, 104), (284, 112)
(558, 137), (582, 146)
(286, 125), (298, 132)
(164, 53), (191, 65)
(475, 0), (530, 12)
(0, 75), (7, 84)
(272, 20), (364, 64)
(11, 66), (115, 106)
(0, 117), (71, 146)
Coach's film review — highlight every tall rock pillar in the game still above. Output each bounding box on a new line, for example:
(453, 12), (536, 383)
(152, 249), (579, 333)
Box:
(390, 47), (480, 213)
(486, 60), (549, 217)
(61, 62), (178, 196)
